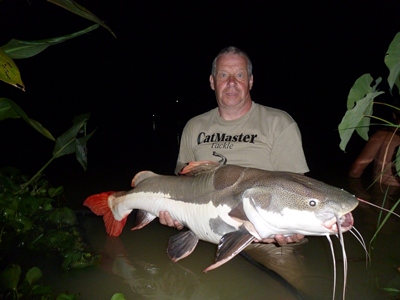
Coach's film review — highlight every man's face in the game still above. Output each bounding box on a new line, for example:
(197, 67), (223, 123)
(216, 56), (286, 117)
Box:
(209, 53), (253, 109)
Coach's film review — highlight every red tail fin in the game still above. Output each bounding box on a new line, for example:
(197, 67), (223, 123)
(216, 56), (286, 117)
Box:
(84, 191), (127, 237)
(84, 191), (114, 216)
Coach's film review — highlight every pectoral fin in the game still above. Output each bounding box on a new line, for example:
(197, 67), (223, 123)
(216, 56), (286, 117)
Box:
(204, 227), (255, 272)
(167, 230), (199, 262)
(228, 202), (248, 222)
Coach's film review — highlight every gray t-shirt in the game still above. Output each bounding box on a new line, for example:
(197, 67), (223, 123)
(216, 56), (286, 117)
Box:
(175, 102), (309, 174)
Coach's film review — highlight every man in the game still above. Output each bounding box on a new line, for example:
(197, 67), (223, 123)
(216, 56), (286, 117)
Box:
(160, 46), (309, 245)
(349, 111), (400, 187)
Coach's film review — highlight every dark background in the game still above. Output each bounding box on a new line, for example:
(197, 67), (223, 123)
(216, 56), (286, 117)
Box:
(1, 0), (400, 206)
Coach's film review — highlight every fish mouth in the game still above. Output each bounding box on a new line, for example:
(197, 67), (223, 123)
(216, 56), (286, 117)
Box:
(323, 212), (354, 233)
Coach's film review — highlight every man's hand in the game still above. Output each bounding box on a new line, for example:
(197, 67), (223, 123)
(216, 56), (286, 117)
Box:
(159, 211), (184, 230)
(254, 234), (305, 246)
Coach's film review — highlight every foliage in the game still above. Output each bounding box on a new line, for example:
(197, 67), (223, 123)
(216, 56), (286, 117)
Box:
(0, 98), (55, 140)
(0, 165), (101, 299)
(23, 113), (96, 189)
(0, 264), (79, 300)
(1, 24), (99, 60)
(338, 31), (400, 298)
(0, 24), (100, 91)
(47, 0), (115, 38)
(0, 1), (122, 299)
(0, 165), (101, 268)
(385, 32), (400, 93)
(0, 263), (125, 299)
(110, 294), (126, 300)
(0, 111), (97, 270)
(338, 32), (400, 153)
(338, 74), (384, 151)
(0, 0), (115, 91)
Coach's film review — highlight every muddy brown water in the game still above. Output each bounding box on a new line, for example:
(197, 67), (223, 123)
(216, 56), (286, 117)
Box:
(32, 177), (400, 299)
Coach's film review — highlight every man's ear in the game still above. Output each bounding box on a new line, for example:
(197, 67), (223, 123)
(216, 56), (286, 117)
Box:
(209, 75), (215, 90)
(249, 74), (254, 90)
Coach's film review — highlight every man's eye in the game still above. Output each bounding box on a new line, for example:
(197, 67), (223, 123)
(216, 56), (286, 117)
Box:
(220, 73), (227, 77)
(237, 73), (243, 77)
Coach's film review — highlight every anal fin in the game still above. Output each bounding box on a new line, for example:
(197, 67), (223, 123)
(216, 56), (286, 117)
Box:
(131, 210), (156, 230)
(167, 230), (199, 262)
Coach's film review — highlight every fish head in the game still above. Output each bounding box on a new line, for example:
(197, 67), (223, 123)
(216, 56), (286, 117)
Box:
(240, 171), (359, 238)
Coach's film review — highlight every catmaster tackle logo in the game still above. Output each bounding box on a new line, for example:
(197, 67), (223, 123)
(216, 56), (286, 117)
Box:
(197, 132), (257, 144)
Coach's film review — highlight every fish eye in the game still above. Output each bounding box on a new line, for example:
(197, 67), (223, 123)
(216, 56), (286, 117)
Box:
(309, 200), (317, 207)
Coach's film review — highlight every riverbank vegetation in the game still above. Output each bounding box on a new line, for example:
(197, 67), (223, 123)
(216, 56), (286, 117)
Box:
(339, 31), (400, 298)
(0, 1), (124, 299)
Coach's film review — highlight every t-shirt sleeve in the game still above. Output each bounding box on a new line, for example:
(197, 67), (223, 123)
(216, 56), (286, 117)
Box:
(270, 122), (309, 173)
(174, 121), (196, 174)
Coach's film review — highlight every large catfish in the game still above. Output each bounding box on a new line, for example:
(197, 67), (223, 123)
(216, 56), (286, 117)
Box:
(84, 161), (358, 273)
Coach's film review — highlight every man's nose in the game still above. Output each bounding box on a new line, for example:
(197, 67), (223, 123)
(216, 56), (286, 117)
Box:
(227, 76), (236, 86)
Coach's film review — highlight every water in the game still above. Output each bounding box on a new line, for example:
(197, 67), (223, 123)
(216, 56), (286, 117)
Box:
(39, 216), (302, 299)
(32, 175), (400, 300)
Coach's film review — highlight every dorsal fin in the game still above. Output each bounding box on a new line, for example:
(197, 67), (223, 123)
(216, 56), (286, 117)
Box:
(179, 160), (220, 176)
(131, 171), (159, 187)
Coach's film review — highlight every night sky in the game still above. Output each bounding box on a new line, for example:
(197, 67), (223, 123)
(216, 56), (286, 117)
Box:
(1, 1), (400, 204)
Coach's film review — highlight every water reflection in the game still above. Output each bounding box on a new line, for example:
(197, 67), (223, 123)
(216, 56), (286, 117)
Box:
(101, 236), (207, 299)
(78, 215), (304, 300)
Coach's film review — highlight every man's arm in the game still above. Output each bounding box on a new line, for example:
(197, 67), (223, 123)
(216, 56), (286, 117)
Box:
(349, 131), (383, 178)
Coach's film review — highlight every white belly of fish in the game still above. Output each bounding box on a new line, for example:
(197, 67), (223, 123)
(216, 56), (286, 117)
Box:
(110, 191), (243, 244)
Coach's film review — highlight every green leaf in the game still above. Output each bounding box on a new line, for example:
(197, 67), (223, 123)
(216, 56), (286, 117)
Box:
(32, 284), (52, 296)
(56, 293), (80, 300)
(339, 92), (383, 151)
(25, 267), (42, 286)
(111, 293), (126, 300)
(75, 139), (87, 171)
(0, 48), (25, 90)
(382, 287), (400, 292)
(2, 24), (99, 60)
(14, 217), (34, 231)
(2, 198), (19, 214)
(0, 264), (21, 291)
(8, 219), (26, 231)
(43, 202), (53, 211)
(48, 186), (64, 198)
(48, 0), (116, 38)
(384, 31), (400, 94)
(0, 98), (55, 141)
(339, 74), (384, 151)
(75, 129), (96, 170)
(0, 98), (19, 120)
(53, 113), (91, 158)
(49, 207), (77, 226)
(0, 176), (21, 192)
(355, 93), (379, 140)
(19, 195), (41, 216)
(346, 74), (378, 110)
